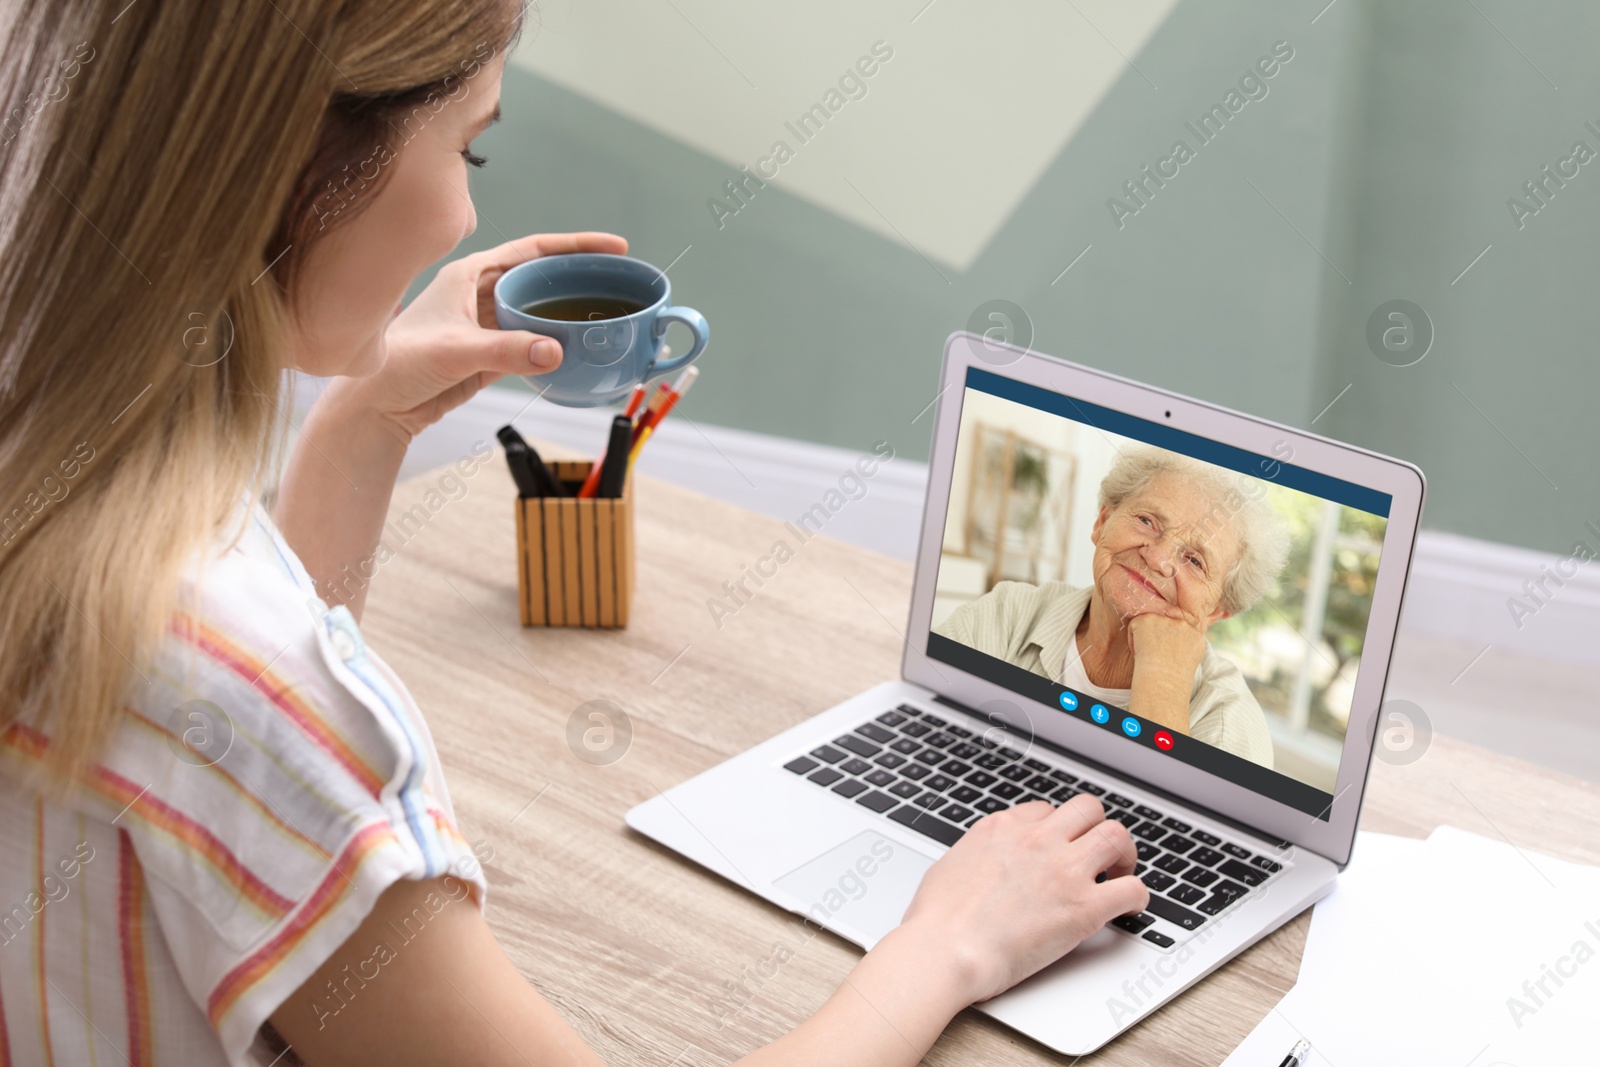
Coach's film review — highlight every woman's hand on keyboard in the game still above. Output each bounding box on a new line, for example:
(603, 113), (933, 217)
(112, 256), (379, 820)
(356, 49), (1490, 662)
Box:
(897, 795), (1149, 1003)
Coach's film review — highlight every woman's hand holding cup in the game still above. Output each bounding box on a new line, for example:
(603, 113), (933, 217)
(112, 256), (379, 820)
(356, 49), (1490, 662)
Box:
(333, 231), (629, 445)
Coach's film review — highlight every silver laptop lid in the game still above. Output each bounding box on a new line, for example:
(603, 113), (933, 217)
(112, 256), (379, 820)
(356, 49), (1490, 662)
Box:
(903, 332), (1425, 865)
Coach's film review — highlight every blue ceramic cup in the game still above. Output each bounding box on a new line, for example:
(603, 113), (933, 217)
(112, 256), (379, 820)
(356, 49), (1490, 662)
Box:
(494, 253), (709, 407)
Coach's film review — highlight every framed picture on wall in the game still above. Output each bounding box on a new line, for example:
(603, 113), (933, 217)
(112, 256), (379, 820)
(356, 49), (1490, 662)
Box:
(961, 422), (1077, 589)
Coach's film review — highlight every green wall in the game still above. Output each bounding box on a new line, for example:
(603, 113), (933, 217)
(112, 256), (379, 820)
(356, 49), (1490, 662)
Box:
(1311, 1), (1600, 552)
(413, 0), (1600, 557)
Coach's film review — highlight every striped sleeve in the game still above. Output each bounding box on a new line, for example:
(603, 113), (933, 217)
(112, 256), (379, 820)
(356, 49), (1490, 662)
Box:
(100, 526), (487, 1065)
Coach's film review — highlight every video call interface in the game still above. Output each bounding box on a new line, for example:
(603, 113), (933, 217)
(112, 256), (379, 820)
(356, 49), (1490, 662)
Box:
(927, 369), (1393, 819)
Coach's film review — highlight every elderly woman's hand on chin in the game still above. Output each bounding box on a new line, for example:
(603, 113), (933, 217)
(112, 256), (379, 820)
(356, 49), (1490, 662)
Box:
(1125, 605), (1212, 734)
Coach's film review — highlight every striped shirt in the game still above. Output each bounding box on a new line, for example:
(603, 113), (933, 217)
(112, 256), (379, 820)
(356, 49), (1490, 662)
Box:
(0, 501), (487, 1066)
(933, 581), (1274, 768)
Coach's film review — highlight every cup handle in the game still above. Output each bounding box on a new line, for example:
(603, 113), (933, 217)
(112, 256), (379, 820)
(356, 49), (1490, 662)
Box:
(648, 306), (709, 375)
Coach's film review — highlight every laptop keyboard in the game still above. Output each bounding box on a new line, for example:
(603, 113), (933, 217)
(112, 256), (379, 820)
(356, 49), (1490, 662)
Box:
(781, 703), (1289, 949)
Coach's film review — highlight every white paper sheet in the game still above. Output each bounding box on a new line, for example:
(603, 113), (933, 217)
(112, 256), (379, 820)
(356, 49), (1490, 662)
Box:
(1297, 831), (1424, 968)
(1219, 983), (1317, 1066)
(1223, 827), (1600, 1066)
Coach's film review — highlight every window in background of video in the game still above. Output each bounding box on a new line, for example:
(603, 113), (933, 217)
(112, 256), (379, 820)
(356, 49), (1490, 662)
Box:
(932, 389), (1388, 794)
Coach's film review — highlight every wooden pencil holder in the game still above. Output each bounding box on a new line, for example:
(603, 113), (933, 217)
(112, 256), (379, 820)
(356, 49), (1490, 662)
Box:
(514, 460), (635, 628)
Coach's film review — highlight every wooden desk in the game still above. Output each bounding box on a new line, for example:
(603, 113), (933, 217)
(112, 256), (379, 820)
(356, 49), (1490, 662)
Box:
(362, 453), (1600, 1066)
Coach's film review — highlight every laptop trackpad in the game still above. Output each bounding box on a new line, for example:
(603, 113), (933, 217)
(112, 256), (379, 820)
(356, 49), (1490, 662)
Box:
(772, 830), (935, 945)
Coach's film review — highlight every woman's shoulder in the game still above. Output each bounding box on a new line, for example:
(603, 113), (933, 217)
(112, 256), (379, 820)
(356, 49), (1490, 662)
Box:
(1192, 647), (1259, 716)
(936, 580), (1087, 639)
(161, 505), (381, 743)
(145, 504), (424, 809)
(178, 503), (324, 623)
(977, 580), (1087, 618)
(149, 505), (390, 782)
(937, 580), (1064, 640)
(92, 502), (487, 1061)
(100, 499), (479, 905)
(1192, 647), (1274, 767)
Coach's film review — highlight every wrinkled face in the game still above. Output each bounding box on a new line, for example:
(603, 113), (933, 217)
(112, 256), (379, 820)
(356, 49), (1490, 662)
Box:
(287, 54), (506, 377)
(1089, 471), (1240, 628)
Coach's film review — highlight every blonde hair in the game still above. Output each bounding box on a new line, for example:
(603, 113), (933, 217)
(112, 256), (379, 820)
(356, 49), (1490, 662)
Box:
(0, 0), (523, 792)
(1098, 445), (1290, 614)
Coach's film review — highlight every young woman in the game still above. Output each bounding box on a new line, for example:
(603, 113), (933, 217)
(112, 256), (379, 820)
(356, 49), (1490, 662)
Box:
(0, 2), (1146, 1064)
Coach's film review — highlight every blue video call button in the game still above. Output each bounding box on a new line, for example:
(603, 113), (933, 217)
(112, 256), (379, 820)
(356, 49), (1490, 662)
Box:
(1059, 691), (1078, 711)
(1089, 704), (1109, 724)
(1120, 716), (1141, 738)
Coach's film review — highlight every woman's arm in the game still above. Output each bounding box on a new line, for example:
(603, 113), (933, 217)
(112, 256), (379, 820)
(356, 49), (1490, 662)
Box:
(271, 798), (1145, 1066)
(269, 875), (964, 1067)
(274, 386), (410, 619)
(269, 874), (607, 1066)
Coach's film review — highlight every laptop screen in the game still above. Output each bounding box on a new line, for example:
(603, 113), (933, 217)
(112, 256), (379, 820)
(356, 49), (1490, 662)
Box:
(926, 368), (1393, 820)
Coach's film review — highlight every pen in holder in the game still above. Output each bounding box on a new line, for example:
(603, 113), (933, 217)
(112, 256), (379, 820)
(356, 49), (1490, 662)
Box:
(514, 460), (635, 628)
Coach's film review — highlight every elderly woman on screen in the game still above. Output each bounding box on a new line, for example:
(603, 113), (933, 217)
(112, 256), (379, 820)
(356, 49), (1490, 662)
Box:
(936, 445), (1289, 768)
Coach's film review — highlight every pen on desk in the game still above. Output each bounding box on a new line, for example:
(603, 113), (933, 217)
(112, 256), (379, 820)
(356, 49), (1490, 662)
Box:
(1276, 1038), (1310, 1067)
(628, 366), (698, 465)
(594, 414), (634, 498)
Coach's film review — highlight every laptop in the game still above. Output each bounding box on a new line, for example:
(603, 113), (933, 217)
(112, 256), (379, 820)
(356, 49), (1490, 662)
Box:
(626, 331), (1425, 1055)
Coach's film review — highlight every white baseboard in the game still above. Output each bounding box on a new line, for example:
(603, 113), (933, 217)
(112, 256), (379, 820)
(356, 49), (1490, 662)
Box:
(294, 380), (1600, 669)
(1403, 529), (1600, 669)
(291, 376), (931, 561)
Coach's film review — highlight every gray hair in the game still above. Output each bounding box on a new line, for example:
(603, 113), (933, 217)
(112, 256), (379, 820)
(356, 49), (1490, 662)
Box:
(1097, 445), (1290, 615)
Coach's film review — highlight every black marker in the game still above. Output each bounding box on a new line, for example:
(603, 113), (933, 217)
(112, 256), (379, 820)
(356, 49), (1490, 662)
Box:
(595, 415), (633, 498)
(497, 425), (566, 497)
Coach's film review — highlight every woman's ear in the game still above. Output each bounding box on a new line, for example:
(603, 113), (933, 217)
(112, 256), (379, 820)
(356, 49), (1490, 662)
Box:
(1089, 504), (1111, 544)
